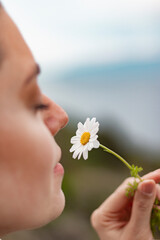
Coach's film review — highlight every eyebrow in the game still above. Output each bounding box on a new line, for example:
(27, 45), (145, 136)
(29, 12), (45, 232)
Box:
(25, 63), (41, 85)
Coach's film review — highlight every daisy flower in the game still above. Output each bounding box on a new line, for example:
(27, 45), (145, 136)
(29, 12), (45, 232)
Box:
(70, 117), (100, 160)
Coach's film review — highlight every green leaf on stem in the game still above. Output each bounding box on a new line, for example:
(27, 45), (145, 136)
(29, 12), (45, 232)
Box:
(130, 164), (143, 178)
(151, 204), (160, 234)
(125, 180), (139, 197)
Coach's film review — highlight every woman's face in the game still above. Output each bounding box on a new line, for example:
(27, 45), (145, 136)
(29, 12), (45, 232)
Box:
(0, 5), (68, 235)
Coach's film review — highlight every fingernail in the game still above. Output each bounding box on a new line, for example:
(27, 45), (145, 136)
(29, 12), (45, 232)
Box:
(140, 180), (155, 195)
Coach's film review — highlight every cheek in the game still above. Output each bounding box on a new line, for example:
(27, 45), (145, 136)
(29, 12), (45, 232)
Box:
(0, 118), (55, 174)
(0, 114), (59, 212)
(0, 102), (66, 233)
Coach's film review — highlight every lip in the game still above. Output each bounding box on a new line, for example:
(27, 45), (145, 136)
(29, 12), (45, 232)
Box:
(53, 162), (64, 175)
(53, 144), (64, 174)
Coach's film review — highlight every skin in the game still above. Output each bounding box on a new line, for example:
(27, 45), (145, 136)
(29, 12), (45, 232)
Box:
(91, 170), (160, 240)
(0, 3), (160, 240)
(0, 4), (68, 236)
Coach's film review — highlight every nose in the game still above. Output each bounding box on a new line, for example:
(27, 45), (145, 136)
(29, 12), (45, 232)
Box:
(41, 94), (69, 136)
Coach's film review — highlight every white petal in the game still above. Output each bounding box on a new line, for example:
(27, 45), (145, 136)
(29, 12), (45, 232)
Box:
(89, 119), (95, 131)
(83, 149), (88, 160)
(90, 119), (99, 131)
(78, 122), (84, 132)
(91, 126), (99, 136)
(84, 118), (90, 130)
(89, 142), (93, 149)
(91, 117), (96, 124)
(76, 129), (82, 137)
(73, 147), (82, 159)
(88, 143), (93, 151)
(71, 136), (80, 144)
(77, 146), (84, 159)
(93, 122), (99, 129)
(70, 143), (81, 152)
(78, 150), (83, 160)
(89, 118), (96, 131)
(90, 135), (98, 142)
(70, 144), (75, 152)
(93, 140), (100, 148)
(83, 144), (88, 151)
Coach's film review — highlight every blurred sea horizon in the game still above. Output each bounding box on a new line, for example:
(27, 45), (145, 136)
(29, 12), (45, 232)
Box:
(39, 59), (160, 155)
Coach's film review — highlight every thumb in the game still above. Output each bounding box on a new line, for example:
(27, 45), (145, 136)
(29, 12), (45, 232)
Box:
(130, 179), (156, 229)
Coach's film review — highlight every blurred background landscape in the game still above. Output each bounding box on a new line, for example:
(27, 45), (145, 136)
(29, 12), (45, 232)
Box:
(3, 0), (160, 239)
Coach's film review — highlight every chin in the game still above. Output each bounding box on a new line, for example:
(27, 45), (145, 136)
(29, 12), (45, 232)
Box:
(36, 190), (65, 228)
(50, 190), (65, 220)
(0, 191), (65, 237)
(18, 191), (65, 232)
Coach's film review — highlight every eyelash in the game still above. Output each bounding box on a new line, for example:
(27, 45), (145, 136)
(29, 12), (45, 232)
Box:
(34, 103), (49, 111)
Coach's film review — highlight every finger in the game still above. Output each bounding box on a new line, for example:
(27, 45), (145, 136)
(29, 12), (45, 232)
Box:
(156, 184), (160, 201)
(142, 169), (160, 183)
(97, 168), (160, 214)
(130, 179), (156, 229)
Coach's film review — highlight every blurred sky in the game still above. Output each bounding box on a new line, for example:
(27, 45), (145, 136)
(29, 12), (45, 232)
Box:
(3, 0), (160, 69)
(2, 0), (160, 153)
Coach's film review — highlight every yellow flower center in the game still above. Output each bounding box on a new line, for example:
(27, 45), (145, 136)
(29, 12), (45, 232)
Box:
(80, 132), (90, 145)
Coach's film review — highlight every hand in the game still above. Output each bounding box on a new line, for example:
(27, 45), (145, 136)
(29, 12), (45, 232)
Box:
(91, 169), (160, 240)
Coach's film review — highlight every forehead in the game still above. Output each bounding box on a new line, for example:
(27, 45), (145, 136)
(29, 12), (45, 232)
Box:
(0, 5), (34, 66)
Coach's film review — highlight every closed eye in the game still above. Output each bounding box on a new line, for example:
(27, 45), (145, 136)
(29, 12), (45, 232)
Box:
(34, 103), (49, 111)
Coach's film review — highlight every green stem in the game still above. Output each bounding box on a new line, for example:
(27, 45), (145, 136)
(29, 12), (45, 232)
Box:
(100, 144), (132, 170)
(100, 144), (142, 181)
